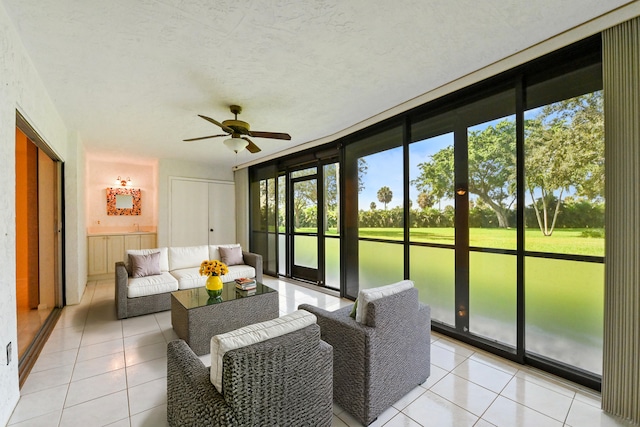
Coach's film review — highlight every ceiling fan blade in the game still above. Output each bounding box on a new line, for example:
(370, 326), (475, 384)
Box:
(242, 137), (261, 153)
(248, 131), (291, 140)
(198, 114), (234, 134)
(183, 134), (228, 142)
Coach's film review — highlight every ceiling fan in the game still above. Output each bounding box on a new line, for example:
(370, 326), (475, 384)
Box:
(184, 105), (291, 153)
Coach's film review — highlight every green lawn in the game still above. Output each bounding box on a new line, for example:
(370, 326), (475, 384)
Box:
(356, 227), (604, 257)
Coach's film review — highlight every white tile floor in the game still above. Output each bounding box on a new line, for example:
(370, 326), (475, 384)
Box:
(8, 276), (636, 427)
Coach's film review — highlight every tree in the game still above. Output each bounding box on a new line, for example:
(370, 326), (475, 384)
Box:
(292, 179), (317, 229)
(411, 146), (454, 210)
(412, 121), (516, 228)
(525, 91), (604, 235)
(358, 158), (368, 193)
(377, 186), (393, 210)
(370, 201), (377, 210)
(417, 192), (435, 209)
(468, 120), (517, 228)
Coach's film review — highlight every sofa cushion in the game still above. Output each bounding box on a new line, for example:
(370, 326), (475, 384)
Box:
(127, 271), (179, 298)
(224, 265), (256, 282)
(126, 247), (169, 272)
(169, 245), (209, 271)
(210, 310), (317, 394)
(172, 267), (206, 290)
(219, 246), (244, 266)
(355, 280), (414, 324)
(209, 243), (241, 262)
(129, 252), (161, 278)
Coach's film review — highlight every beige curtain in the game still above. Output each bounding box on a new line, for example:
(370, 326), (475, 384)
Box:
(602, 16), (640, 424)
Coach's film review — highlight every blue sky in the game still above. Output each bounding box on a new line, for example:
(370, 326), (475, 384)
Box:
(358, 132), (455, 211)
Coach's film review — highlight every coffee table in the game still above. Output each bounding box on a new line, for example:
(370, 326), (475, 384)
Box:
(170, 281), (279, 356)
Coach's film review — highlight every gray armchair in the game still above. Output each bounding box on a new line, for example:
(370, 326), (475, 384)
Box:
(300, 287), (430, 426)
(167, 323), (333, 426)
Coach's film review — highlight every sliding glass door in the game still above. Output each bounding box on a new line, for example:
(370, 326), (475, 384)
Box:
(251, 158), (340, 290)
(290, 167), (319, 283)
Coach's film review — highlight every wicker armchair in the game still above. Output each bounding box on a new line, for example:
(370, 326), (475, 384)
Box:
(300, 287), (431, 426)
(167, 323), (333, 427)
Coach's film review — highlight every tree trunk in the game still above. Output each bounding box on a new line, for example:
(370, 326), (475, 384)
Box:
(528, 187), (564, 236)
(529, 188), (546, 235)
(479, 195), (510, 228)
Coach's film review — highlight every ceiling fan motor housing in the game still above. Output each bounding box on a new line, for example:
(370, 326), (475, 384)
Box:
(222, 119), (250, 134)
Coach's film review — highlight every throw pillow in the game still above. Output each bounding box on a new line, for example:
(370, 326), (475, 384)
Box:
(129, 252), (161, 278)
(210, 310), (317, 394)
(355, 280), (414, 323)
(219, 246), (244, 266)
(126, 248), (169, 272)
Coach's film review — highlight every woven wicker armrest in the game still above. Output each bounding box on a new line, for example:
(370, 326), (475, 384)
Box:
(241, 251), (263, 282)
(167, 340), (237, 427)
(115, 262), (129, 319)
(299, 304), (373, 419)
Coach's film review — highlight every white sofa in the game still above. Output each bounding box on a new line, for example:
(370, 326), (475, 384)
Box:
(115, 244), (263, 319)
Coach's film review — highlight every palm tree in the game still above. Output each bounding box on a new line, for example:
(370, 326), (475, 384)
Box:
(377, 186), (393, 210)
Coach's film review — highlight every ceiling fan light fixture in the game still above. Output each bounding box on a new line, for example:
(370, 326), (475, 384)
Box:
(223, 137), (249, 153)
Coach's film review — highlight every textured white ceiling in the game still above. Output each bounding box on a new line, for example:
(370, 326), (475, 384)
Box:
(2, 0), (633, 168)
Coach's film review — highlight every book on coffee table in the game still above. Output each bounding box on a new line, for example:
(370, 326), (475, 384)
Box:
(235, 277), (256, 290)
(235, 282), (257, 291)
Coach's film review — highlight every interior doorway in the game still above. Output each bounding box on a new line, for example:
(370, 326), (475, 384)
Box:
(15, 114), (64, 385)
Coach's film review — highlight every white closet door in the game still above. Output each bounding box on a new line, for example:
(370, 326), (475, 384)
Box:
(208, 182), (236, 245)
(171, 179), (209, 246)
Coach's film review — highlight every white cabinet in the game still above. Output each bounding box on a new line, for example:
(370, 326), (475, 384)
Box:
(170, 178), (236, 247)
(87, 235), (124, 276)
(140, 233), (157, 249)
(87, 233), (156, 279)
(124, 233), (157, 252)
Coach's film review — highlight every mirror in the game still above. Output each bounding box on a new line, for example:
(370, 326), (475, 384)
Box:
(107, 187), (141, 215)
(115, 194), (134, 209)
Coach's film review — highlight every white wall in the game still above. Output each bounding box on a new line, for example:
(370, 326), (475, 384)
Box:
(0, 3), (81, 424)
(65, 132), (87, 305)
(157, 158), (234, 247)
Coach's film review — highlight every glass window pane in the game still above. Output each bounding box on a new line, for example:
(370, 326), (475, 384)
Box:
(252, 231), (267, 263)
(324, 163), (339, 236)
(293, 179), (317, 231)
(358, 241), (403, 289)
(278, 234), (286, 275)
(291, 167), (317, 178)
(469, 252), (517, 347)
(410, 245), (455, 326)
(524, 91), (604, 256)
(277, 175), (286, 232)
(525, 257), (603, 374)
(253, 180), (267, 231)
(325, 237), (340, 289)
(294, 235), (317, 268)
(267, 233), (276, 272)
(409, 132), (455, 244)
(467, 114), (517, 250)
(267, 178), (276, 231)
(358, 147), (403, 240)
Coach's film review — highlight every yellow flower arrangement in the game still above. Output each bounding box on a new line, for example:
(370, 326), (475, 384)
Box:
(199, 259), (229, 277)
